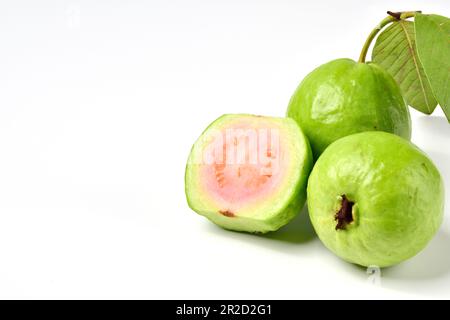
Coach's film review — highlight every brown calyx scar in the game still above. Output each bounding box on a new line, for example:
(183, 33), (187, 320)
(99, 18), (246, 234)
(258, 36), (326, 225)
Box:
(335, 195), (354, 230)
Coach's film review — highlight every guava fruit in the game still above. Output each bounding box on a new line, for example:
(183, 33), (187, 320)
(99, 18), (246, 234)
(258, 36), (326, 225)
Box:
(287, 58), (412, 159)
(307, 131), (444, 267)
(185, 114), (313, 233)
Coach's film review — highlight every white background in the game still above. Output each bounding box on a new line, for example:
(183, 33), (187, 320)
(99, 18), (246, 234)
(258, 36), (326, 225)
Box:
(0, 0), (449, 299)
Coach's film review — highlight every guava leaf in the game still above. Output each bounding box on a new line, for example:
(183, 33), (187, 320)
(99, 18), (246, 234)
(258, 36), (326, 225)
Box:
(415, 13), (450, 122)
(372, 20), (437, 114)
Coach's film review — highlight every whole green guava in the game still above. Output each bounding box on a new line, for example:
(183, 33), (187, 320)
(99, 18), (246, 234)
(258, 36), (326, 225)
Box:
(287, 58), (412, 159)
(307, 131), (444, 267)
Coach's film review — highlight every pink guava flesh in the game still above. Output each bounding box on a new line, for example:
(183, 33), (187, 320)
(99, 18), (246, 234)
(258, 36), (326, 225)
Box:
(200, 121), (288, 215)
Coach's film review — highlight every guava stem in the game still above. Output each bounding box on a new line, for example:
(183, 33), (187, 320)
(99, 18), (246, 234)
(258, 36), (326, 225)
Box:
(357, 11), (420, 63)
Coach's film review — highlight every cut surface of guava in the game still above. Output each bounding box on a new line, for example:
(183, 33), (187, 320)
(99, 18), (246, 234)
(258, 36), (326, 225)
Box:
(186, 114), (313, 233)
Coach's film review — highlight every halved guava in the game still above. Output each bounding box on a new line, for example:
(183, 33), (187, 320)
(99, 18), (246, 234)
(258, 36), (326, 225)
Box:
(185, 114), (313, 233)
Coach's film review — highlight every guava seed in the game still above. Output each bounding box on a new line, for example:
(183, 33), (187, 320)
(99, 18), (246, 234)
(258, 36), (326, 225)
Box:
(219, 210), (235, 217)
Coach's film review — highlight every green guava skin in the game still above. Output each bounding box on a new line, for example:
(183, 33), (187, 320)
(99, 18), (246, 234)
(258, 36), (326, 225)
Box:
(307, 131), (444, 267)
(287, 58), (412, 159)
